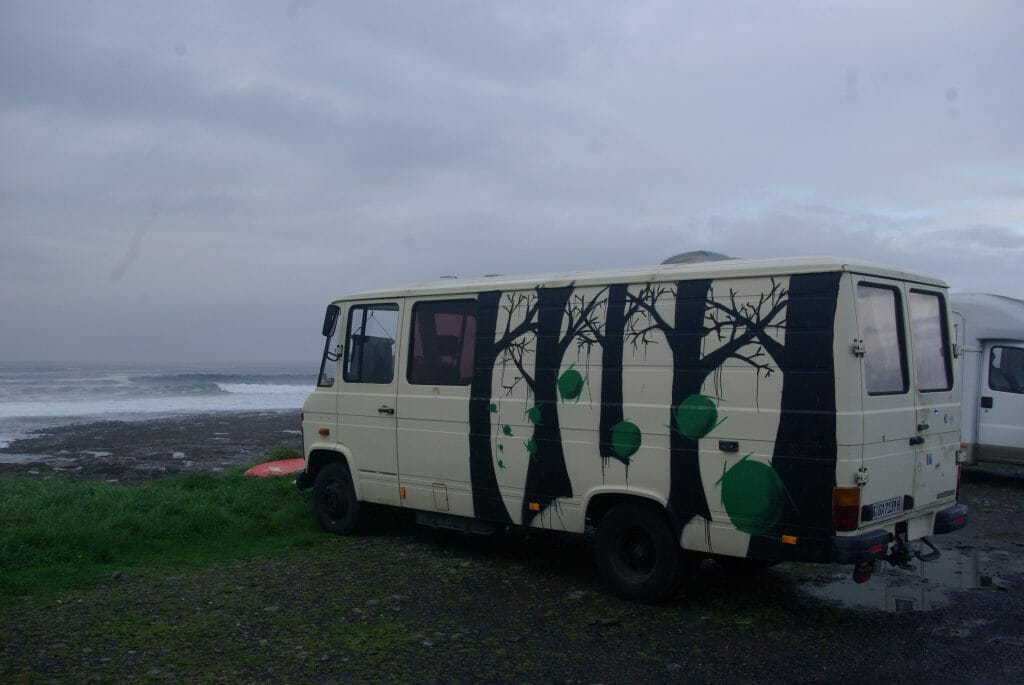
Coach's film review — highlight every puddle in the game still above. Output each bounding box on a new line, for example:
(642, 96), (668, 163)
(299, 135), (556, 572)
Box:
(796, 549), (1018, 613)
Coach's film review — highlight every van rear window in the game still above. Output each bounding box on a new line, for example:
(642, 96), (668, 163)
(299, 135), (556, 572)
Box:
(408, 300), (477, 386)
(909, 290), (952, 392)
(857, 283), (908, 395)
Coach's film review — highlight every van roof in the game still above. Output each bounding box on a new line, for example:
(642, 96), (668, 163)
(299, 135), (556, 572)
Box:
(951, 292), (1024, 343)
(335, 255), (948, 302)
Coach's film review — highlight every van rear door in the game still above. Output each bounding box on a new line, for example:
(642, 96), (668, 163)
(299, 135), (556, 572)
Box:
(855, 280), (959, 531)
(906, 289), (959, 508)
(855, 280), (918, 525)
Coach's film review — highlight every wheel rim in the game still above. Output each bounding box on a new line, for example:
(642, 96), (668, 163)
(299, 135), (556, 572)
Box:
(612, 526), (657, 581)
(320, 479), (349, 520)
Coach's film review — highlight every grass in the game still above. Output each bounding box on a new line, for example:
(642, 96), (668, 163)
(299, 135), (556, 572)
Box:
(0, 469), (320, 604)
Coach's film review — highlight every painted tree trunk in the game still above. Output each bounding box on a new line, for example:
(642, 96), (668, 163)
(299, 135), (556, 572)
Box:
(748, 272), (841, 562)
(468, 290), (512, 524)
(521, 285), (574, 527)
(599, 283), (629, 464)
(666, 279), (715, 532)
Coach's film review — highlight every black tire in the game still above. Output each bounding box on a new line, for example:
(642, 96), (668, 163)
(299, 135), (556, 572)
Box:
(313, 462), (361, 534)
(594, 501), (680, 603)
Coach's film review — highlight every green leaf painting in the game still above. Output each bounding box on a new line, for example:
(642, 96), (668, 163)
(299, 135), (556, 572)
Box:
(526, 405), (542, 425)
(524, 438), (538, 457)
(488, 403), (498, 413)
(502, 424), (513, 437)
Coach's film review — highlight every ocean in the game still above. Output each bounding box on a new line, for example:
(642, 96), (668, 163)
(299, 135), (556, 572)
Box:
(0, 362), (315, 448)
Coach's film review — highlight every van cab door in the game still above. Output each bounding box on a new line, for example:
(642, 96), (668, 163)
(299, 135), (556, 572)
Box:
(337, 301), (403, 506)
(978, 342), (1024, 463)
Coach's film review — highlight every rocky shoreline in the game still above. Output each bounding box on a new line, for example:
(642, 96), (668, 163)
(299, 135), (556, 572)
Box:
(0, 411), (302, 481)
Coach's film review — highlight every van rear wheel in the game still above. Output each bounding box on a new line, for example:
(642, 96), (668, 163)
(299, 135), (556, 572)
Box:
(595, 502), (680, 603)
(313, 462), (361, 534)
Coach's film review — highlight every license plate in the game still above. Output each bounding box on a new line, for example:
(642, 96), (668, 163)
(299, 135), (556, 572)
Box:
(868, 496), (903, 521)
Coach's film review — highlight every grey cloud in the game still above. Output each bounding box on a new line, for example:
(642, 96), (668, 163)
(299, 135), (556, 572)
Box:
(1, 2), (1022, 362)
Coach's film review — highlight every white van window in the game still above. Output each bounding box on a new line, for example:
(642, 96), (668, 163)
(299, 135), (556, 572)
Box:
(989, 346), (1024, 394)
(343, 303), (399, 384)
(857, 283), (908, 395)
(909, 290), (952, 392)
(408, 300), (477, 386)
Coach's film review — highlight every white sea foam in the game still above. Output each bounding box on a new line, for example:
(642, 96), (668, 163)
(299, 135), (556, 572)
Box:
(0, 391), (309, 419)
(216, 383), (311, 395)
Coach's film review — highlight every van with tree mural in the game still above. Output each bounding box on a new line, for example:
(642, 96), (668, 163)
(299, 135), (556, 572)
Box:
(297, 256), (968, 602)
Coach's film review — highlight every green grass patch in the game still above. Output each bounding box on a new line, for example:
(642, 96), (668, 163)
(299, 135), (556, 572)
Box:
(0, 470), (320, 604)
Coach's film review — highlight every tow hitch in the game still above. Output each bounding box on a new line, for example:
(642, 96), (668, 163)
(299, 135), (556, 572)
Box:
(890, 535), (941, 566)
(852, 536), (942, 583)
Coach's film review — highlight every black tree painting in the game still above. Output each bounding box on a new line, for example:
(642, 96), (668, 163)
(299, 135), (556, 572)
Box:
(467, 272), (840, 553)
(626, 278), (789, 534)
(467, 290), (538, 524)
(500, 285), (608, 527)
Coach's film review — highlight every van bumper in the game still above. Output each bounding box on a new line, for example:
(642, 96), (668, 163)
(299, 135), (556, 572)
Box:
(831, 530), (894, 565)
(933, 503), (968, 534)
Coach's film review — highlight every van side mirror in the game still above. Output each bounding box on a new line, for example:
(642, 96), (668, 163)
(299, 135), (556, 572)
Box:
(322, 304), (340, 337)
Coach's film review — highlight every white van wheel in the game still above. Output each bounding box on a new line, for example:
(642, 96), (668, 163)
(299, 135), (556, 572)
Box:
(595, 502), (679, 603)
(313, 462), (361, 534)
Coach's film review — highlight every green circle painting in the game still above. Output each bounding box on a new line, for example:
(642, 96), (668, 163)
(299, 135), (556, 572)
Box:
(674, 394), (719, 440)
(720, 459), (784, 536)
(609, 420), (641, 461)
(558, 368), (585, 401)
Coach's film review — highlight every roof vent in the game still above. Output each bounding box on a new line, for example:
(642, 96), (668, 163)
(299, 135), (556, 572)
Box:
(661, 250), (734, 265)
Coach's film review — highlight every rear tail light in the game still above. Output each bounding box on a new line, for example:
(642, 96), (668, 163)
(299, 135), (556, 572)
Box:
(833, 486), (861, 531)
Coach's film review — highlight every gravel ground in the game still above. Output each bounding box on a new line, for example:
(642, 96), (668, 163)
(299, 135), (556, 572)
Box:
(1, 414), (1023, 682)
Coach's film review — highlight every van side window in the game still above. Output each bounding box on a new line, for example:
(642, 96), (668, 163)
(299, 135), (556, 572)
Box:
(989, 346), (1024, 394)
(408, 300), (477, 386)
(857, 283), (908, 395)
(909, 290), (952, 392)
(344, 303), (399, 384)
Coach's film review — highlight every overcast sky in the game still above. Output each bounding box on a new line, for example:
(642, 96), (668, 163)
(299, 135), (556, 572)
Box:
(2, 1), (1022, 364)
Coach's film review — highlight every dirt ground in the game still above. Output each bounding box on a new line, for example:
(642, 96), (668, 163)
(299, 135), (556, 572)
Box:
(2, 413), (1024, 682)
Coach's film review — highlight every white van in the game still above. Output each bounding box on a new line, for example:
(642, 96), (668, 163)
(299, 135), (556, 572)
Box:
(297, 257), (968, 601)
(952, 293), (1024, 465)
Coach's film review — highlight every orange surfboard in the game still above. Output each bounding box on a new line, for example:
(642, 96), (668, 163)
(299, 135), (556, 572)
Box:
(244, 458), (305, 477)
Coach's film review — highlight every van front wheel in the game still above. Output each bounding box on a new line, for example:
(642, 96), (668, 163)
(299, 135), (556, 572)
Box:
(313, 462), (361, 534)
(595, 502), (679, 603)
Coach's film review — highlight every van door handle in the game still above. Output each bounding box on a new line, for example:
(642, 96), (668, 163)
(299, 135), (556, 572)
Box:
(981, 396), (993, 409)
(909, 436), (925, 446)
(378, 405), (395, 415)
